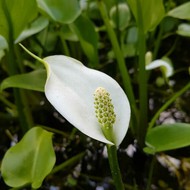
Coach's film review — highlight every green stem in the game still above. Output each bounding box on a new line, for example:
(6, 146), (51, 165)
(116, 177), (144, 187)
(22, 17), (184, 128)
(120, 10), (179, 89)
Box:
(15, 45), (26, 73)
(146, 156), (156, 190)
(115, 0), (120, 41)
(164, 37), (179, 57)
(136, 0), (147, 147)
(149, 82), (190, 130)
(97, 0), (138, 136)
(106, 144), (125, 190)
(59, 32), (70, 56)
(0, 93), (16, 110)
(3, 1), (33, 133)
(80, 174), (134, 189)
(51, 152), (85, 174)
(41, 125), (69, 138)
(97, 0), (136, 110)
(152, 23), (163, 59)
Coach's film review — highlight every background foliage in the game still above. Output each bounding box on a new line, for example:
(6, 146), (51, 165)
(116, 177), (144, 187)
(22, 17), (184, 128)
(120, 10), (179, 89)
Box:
(0, 0), (190, 189)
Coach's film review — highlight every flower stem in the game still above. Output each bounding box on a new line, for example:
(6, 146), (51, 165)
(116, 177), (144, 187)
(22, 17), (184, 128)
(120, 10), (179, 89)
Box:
(136, 0), (148, 147)
(97, 0), (136, 110)
(146, 156), (156, 190)
(106, 144), (125, 190)
(97, 0), (138, 136)
(0, 93), (16, 110)
(148, 82), (190, 130)
(51, 152), (85, 174)
(59, 32), (70, 56)
(152, 22), (163, 59)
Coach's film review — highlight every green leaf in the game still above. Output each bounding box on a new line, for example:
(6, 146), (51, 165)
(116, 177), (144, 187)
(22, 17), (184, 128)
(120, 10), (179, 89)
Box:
(1, 69), (46, 92)
(37, 0), (81, 24)
(0, 0), (37, 42)
(109, 3), (131, 31)
(1, 127), (56, 188)
(15, 16), (49, 43)
(70, 15), (99, 67)
(121, 26), (138, 57)
(127, 0), (165, 32)
(167, 2), (190, 20)
(144, 123), (190, 154)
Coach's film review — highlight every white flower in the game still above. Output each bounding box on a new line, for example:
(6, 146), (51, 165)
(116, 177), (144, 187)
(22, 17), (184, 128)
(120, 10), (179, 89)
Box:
(43, 55), (130, 146)
(146, 59), (173, 78)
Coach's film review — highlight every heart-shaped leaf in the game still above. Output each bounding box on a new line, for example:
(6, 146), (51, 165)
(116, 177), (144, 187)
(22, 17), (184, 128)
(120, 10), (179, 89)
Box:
(1, 127), (56, 189)
(37, 0), (81, 24)
(144, 123), (190, 154)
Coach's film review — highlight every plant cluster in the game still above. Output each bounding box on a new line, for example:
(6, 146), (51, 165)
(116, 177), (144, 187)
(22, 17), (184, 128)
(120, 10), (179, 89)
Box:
(0, 0), (190, 189)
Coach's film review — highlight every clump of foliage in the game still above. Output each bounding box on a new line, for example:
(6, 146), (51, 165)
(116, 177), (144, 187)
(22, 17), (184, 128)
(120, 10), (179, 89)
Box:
(0, 0), (190, 189)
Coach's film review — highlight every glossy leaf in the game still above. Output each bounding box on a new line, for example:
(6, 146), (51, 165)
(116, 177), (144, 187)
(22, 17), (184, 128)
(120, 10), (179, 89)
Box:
(70, 15), (99, 67)
(15, 16), (49, 43)
(167, 2), (190, 20)
(1, 127), (56, 188)
(0, 0), (37, 42)
(1, 69), (46, 92)
(127, 0), (165, 32)
(37, 0), (81, 24)
(144, 123), (190, 154)
(109, 3), (131, 30)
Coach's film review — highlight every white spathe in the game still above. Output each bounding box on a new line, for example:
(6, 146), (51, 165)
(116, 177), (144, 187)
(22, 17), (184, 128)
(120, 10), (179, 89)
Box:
(146, 59), (173, 77)
(43, 55), (131, 146)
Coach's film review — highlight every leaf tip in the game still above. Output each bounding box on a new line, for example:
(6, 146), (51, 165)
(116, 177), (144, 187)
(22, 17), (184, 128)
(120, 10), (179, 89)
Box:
(19, 43), (44, 64)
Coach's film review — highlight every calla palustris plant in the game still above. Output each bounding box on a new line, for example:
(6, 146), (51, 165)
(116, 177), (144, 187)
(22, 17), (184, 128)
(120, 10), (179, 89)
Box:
(20, 44), (131, 146)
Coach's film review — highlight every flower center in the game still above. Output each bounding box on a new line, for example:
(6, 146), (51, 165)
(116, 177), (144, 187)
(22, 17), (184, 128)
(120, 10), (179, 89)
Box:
(94, 87), (116, 129)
